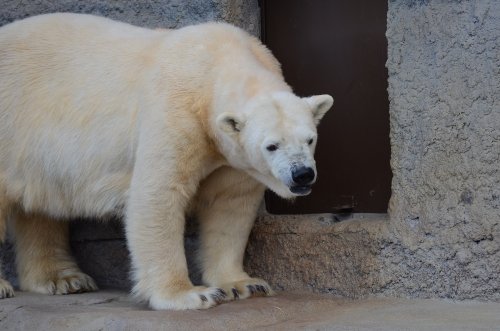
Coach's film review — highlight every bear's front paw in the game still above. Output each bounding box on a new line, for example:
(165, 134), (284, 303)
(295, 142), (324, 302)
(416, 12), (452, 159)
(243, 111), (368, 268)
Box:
(0, 278), (14, 299)
(217, 278), (275, 301)
(149, 286), (227, 310)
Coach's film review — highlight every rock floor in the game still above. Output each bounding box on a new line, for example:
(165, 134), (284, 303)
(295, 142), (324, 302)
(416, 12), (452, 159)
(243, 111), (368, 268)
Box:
(1, 290), (499, 330)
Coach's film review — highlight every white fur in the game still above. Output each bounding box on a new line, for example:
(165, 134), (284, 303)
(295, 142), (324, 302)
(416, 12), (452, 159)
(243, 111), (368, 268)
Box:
(0, 13), (332, 309)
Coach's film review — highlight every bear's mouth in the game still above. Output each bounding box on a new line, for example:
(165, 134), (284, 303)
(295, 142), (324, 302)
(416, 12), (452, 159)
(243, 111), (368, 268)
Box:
(290, 185), (312, 195)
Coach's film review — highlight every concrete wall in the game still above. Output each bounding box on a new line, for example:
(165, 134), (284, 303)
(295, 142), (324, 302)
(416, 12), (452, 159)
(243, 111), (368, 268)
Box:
(383, 0), (499, 300)
(0, 0), (259, 36)
(1, 0), (498, 301)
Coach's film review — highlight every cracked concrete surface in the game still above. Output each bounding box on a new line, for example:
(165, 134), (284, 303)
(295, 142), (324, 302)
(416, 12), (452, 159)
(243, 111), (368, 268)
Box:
(1, 291), (500, 331)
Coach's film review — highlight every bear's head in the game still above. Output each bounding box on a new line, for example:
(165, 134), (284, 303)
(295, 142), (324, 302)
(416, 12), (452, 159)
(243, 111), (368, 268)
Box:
(216, 91), (333, 199)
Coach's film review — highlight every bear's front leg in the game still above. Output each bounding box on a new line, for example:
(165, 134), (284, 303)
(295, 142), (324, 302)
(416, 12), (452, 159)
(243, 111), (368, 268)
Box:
(126, 121), (227, 310)
(195, 167), (274, 301)
(127, 194), (226, 310)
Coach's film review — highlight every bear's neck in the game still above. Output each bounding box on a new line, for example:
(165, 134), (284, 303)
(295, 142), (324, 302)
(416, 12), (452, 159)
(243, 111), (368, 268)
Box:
(210, 63), (290, 117)
(200, 66), (290, 169)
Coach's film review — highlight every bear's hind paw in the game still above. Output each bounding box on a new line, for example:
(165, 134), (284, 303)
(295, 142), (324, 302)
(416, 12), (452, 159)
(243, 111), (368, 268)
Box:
(0, 278), (15, 299)
(24, 271), (98, 295)
(54, 272), (98, 295)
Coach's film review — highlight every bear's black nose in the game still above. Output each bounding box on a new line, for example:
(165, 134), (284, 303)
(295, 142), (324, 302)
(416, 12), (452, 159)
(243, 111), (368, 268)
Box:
(292, 167), (315, 186)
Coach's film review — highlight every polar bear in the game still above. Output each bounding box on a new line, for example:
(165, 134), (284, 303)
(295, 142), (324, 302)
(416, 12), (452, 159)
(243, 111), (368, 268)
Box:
(0, 13), (333, 310)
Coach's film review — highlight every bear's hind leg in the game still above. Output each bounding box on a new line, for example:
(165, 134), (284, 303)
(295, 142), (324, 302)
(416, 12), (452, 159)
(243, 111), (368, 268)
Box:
(12, 211), (97, 295)
(195, 167), (274, 301)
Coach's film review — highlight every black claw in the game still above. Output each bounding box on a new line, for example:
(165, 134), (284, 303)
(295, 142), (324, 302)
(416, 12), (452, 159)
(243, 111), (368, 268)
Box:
(232, 288), (239, 299)
(211, 293), (223, 303)
(200, 294), (208, 302)
(210, 289), (226, 303)
(247, 285), (256, 294)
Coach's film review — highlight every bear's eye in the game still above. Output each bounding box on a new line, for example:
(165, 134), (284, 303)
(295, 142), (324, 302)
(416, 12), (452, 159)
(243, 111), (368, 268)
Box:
(307, 138), (314, 145)
(266, 144), (279, 152)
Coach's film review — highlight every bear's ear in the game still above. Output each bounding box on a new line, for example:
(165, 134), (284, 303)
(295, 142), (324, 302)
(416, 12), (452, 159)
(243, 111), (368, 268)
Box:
(305, 94), (334, 125)
(216, 113), (246, 134)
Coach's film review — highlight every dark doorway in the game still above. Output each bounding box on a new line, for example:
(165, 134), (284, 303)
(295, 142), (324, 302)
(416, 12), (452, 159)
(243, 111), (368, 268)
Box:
(261, 0), (392, 214)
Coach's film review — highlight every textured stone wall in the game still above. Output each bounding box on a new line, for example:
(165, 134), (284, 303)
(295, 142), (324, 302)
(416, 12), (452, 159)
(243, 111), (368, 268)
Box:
(0, 0), (259, 35)
(382, 0), (499, 300)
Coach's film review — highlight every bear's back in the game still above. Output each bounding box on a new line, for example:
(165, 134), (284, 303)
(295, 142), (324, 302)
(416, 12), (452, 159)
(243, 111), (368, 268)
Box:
(0, 13), (159, 43)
